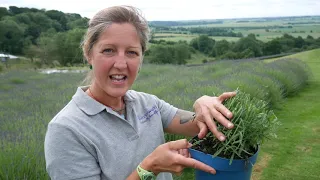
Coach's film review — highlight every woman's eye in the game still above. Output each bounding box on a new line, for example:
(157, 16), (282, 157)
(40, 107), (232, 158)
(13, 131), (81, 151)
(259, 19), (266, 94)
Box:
(127, 51), (138, 56)
(103, 49), (114, 53)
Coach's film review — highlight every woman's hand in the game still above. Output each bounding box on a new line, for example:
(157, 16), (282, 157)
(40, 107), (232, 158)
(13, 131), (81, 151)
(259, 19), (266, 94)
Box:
(140, 139), (216, 176)
(193, 92), (237, 140)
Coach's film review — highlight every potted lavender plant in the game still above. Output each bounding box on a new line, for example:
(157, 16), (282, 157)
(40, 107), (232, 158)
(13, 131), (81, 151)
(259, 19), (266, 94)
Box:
(189, 90), (279, 180)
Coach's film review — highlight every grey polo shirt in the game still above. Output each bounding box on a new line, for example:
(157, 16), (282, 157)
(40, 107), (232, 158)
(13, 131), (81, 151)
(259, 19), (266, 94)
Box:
(44, 86), (178, 180)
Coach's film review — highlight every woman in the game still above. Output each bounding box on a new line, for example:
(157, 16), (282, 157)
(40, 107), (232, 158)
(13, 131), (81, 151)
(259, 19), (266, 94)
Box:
(44, 6), (236, 180)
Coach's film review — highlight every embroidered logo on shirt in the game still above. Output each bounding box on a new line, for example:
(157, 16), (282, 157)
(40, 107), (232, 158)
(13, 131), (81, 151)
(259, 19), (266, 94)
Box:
(138, 105), (159, 123)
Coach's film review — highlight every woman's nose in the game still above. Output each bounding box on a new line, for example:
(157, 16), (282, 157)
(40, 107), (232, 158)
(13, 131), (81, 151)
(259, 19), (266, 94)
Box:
(113, 54), (127, 69)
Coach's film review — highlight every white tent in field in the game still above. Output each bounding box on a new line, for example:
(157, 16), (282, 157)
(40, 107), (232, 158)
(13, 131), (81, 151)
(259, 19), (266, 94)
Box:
(0, 53), (18, 59)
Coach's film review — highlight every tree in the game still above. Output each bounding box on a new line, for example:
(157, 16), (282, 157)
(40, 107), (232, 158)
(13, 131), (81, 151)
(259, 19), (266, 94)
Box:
(29, 12), (53, 31)
(9, 6), (23, 15)
(51, 20), (63, 32)
(0, 6), (94, 59)
(240, 48), (255, 58)
(263, 39), (282, 55)
(190, 38), (199, 50)
(198, 35), (215, 54)
(0, 7), (9, 19)
(0, 19), (24, 54)
(148, 43), (191, 65)
(23, 44), (41, 62)
(294, 36), (305, 48)
(25, 24), (42, 44)
(305, 35), (316, 46)
(61, 28), (85, 65)
(45, 10), (68, 30)
(172, 44), (191, 64)
(67, 18), (88, 29)
(189, 35), (215, 55)
(37, 33), (56, 65)
(306, 35), (314, 40)
(212, 40), (231, 57)
(14, 13), (32, 25)
(278, 33), (296, 52)
(233, 34), (263, 57)
(149, 44), (173, 64)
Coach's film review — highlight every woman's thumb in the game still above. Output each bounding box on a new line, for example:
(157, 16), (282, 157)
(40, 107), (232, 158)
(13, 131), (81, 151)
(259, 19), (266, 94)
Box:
(168, 139), (192, 150)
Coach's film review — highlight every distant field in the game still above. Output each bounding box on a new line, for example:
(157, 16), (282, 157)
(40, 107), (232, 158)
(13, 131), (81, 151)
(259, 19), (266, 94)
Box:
(153, 33), (197, 42)
(173, 17), (320, 28)
(235, 24), (320, 41)
(153, 17), (320, 42)
(154, 30), (320, 42)
(153, 33), (240, 42)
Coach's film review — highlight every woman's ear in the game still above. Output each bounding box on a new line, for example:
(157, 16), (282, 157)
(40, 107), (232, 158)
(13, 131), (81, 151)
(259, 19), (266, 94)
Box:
(85, 55), (93, 70)
(85, 53), (92, 64)
(87, 58), (92, 64)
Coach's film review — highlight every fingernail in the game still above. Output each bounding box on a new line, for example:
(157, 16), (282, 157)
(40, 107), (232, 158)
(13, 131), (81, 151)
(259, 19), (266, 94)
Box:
(188, 143), (192, 148)
(227, 122), (233, 128)
(210, 170), (216, 174)
(219, 136), (225, 141)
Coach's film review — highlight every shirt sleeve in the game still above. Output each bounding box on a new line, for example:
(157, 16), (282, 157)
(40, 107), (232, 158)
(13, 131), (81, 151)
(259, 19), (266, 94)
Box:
(151, 95), (178, 129)
(44, 122), (101, 180)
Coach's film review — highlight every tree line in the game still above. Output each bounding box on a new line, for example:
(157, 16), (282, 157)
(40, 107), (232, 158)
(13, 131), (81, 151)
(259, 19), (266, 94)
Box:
(0, 6), (88, 66)
(191, 33), (320, 60)
(151, 26), (243, 37)
(1, 6), (320, 67)
(146, 33), (320, 64)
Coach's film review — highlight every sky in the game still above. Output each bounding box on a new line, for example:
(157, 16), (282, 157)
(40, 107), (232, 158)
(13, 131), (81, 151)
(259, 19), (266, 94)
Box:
(1, 0), (320, 21)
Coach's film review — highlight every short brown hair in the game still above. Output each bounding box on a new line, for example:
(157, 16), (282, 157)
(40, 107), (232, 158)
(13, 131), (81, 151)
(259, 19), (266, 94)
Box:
(82, 5), (150, 59)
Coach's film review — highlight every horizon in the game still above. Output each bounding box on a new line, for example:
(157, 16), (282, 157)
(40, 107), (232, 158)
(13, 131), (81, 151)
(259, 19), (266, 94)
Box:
(1, 5), (320, 22)
(148, 15), (320, 22)
(1, 0), (320, 21)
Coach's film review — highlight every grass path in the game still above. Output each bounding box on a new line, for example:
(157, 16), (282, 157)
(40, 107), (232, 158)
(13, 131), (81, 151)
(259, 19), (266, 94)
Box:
(252, 49), (320, 180)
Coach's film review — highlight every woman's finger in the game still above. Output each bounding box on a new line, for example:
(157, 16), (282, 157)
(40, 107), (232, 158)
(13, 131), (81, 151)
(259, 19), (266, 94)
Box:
(214, 102), (233, 119)
(167, 139), (191, 150)
(209, 104), (233, 129)
(196, 121), (208, 139)
(178, 149), (189, 158)
(218, 92), (237, 102)
(200, 111), (225, 141)
(177, 156), (216, 174)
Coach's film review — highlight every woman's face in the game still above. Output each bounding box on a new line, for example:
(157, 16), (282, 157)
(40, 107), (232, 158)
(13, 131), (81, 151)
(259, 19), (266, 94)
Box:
(89, 23), (142, 98)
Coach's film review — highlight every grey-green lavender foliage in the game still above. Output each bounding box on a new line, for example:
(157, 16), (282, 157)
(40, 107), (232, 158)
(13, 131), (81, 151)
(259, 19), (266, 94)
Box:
(192, 90), (280, 164)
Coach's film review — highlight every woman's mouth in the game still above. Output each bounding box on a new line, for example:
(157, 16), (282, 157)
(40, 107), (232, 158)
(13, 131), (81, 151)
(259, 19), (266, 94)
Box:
(110, 75), (127, 83)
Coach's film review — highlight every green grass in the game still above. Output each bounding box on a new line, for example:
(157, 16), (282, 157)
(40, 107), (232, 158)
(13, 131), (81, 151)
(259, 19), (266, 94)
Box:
(254, 49), (320, 180)
(10, 78), (25, 84)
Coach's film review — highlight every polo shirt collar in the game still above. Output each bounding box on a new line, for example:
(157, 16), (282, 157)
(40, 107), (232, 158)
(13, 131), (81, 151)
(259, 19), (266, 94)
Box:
(72, 86), (135, 116)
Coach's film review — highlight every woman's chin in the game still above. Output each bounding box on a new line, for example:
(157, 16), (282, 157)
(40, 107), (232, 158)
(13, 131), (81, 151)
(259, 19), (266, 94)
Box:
(107, 88), (128, 98)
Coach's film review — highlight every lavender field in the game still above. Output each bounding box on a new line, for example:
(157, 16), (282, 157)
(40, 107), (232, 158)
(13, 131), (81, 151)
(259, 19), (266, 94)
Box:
(0, 55), (312, 179)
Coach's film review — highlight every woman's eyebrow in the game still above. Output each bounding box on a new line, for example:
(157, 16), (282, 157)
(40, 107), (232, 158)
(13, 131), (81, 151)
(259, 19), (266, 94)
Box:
(128, 46), (141, 49)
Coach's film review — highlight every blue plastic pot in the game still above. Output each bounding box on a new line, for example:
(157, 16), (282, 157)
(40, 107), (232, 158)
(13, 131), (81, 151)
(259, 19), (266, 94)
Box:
(189, 148), (259, 180)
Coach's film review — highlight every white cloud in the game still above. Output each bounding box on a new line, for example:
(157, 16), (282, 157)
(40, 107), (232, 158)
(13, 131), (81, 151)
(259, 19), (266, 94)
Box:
(1, 0), (319, 20)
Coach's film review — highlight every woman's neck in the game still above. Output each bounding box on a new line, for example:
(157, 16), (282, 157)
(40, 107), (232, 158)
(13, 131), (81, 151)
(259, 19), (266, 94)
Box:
(86, 84), (125, 112)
